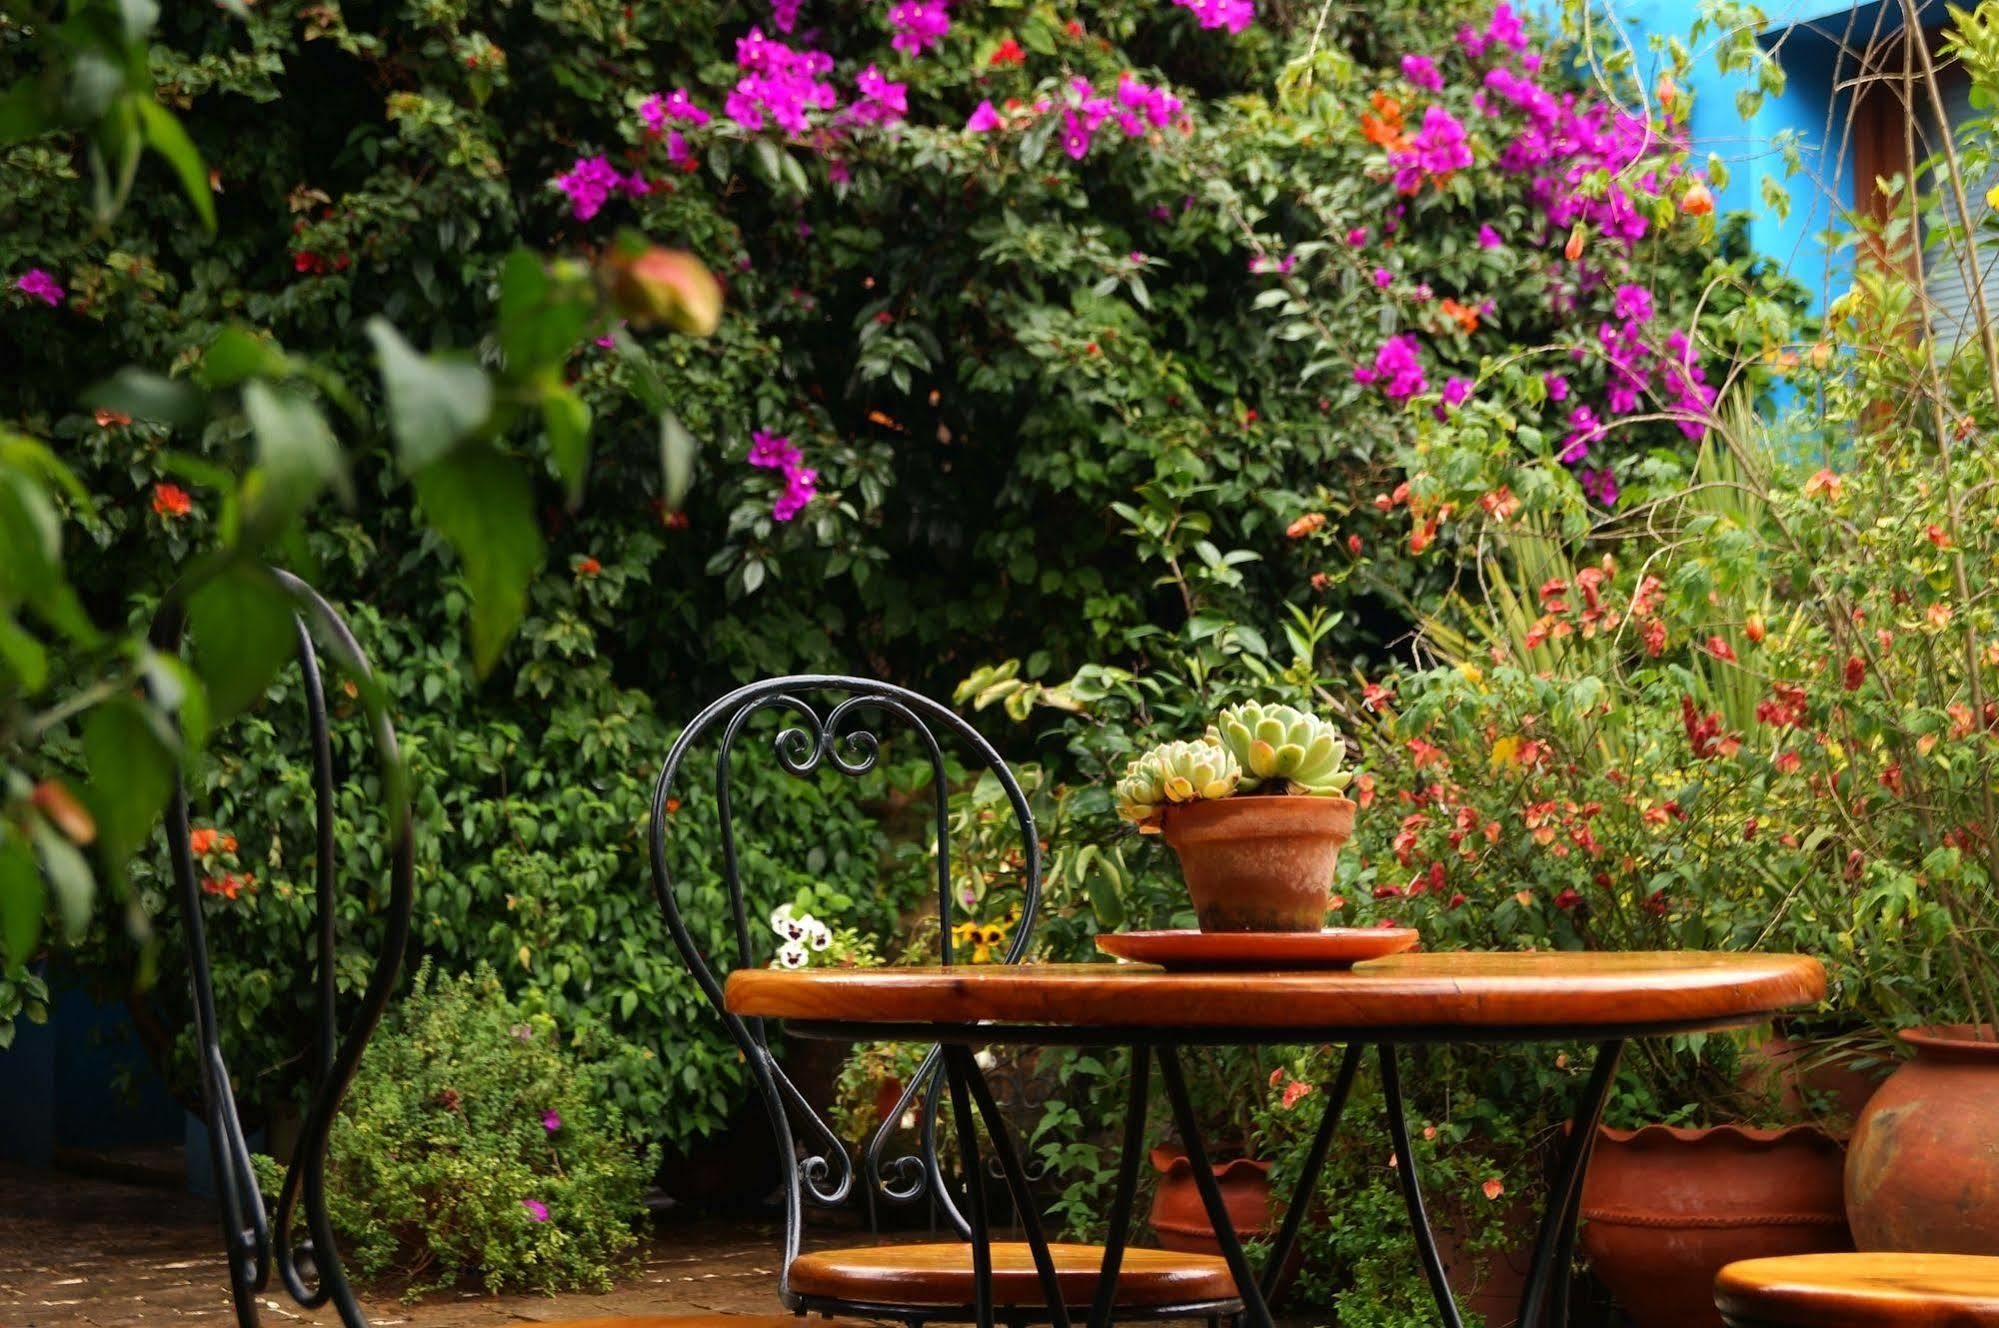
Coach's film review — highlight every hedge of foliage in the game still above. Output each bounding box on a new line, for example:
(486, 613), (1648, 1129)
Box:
(2, 0), (1868, 1312)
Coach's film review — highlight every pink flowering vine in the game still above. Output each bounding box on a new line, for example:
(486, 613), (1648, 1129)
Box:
(748, 430), (819, 522)
(554, 156), (647, 221)
(726, 28), (838, 133)
(1354, 334), (1429, 401)
(1171, 0), (1255, 34)
(14, 269), (63, 306)
(886, 0), (950, 57)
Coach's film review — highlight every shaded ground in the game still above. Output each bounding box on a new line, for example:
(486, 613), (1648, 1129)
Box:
(1, 1164), (1369, 1327)
(0, 1164), (864, 1327)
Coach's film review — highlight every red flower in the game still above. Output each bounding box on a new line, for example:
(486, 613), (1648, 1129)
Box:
(576, 556), (602, 578)
(989, 37), (1026, 66)
(1346, 533), (1363, 555)
(190, 827), (219, 855)
(1842, 655), (1865, 692)
(1927, 524), (1950, 548)
(1679, 696), (1732, 760)
(1553, 888), (1582, 910)
(1287, 512), (1327, 539)
(1704, 635), (1737, 663)
(1280, 1079), (1315, 1110)
(1642, 618), (1666, 657)
(152, 483), (193, 519)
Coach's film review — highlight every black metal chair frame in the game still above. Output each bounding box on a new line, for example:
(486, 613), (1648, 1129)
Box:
(648, 676), (1247, 1328)
(153, 568), (415, 1328)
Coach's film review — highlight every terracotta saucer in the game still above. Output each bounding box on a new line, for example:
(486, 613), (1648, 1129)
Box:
(1095, 927), (1420, 971)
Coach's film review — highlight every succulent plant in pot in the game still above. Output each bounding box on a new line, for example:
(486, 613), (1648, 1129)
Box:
(1115, 703), (1358, 932)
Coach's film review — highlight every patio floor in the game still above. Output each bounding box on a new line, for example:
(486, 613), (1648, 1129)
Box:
(0, 1163), (838, 1327)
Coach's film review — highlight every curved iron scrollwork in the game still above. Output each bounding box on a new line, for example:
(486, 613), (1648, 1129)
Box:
(648, 675), (1043, 1292)
(151, 569), (415, 1328)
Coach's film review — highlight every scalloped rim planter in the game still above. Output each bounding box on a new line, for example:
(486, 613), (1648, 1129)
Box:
(1158, 795), (1357, 933)
(1846, 1023), (1999, 1253)
(1579, 1123), (1852, 1328)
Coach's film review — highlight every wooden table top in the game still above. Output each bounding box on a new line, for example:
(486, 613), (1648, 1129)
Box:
(725, 951), (1825, 1041)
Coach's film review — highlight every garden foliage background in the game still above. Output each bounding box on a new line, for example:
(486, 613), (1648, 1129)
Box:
(14, 0), (1999, 1316)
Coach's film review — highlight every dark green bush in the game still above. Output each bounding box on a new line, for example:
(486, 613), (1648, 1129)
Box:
(258, 961), (657, 1296)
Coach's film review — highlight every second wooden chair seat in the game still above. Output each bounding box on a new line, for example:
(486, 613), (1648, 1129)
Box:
(538, 1318), (875, 1327)
(787, 1241), (1239, 1310)
(1715, 1253), (1999, 1327)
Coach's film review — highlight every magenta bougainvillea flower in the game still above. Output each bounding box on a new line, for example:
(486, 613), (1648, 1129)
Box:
(726, 28), (838, 133)
(1354, 334), (1430, 401)
(965, 99), (1003, 132)
(748, 430), (819, 522)
(554, 156), (647, 221)
(1171, 0), (1255, 34)
(1392, 105), (1473, 191)
(14, 269), (63, 306)
(849, 64), (908, 124)
(542, 1109), (562, 1133)
(771, 0), (802, 32)
(1477, 223), (1503, 248)
(886, 0), (950, 57)
(1401, 54), (1444, 91)
(521, 1198), (550, 1222)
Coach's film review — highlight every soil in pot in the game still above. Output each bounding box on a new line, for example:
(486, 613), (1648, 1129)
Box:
(1578, 1124), (1852, 1328)
(1847, 1023), (1999, 1252)
(1158, 795), (1356, 932)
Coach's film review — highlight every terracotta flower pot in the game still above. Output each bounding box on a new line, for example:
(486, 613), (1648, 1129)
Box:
(1846, 1023), (1999, 1252)
(1158, 795), (1356, 932)
(1148, 1146), (1276, 1253)
(1737, 1029), (1887, 1133)
(1578, 1124), (1852, 1328)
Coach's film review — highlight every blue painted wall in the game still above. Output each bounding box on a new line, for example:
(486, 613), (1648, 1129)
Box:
(1536, 0), (1946, 314)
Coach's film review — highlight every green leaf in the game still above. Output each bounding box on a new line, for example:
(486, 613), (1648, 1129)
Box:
(31, 820), (94, 942)
(0, 614), (48, 692)
(413, 444), (544, 676)
(541, 384), (592, 507)
(498, 251), (591, 371)
(659, 411), (697, 512)
(368, 318), (493, 470)
(187, 564), (296, 721)
(241, 381), (347, 531)
(0, 833), (43, 973)
(85, 368), (204, 428)
(198, 326), (288, 389)
(135, 99), (215, 233)
(81, 696), (176, 884)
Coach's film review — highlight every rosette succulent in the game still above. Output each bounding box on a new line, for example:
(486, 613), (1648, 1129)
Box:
(1114, 738), (1241, 827)
(1209, 702), (1351, 796)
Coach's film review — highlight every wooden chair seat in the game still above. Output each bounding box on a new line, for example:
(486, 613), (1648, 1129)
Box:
(787, 1241), (1240, 1310)
(536, 1316), (875, 1327)
(1716, 1253), (1999, 1327)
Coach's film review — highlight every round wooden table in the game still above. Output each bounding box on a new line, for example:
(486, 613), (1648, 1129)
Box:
(727, 951), (1825, 1328)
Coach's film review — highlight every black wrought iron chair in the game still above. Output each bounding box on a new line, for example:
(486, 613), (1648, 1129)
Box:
(153, 569), (416, 1328)
(158, 577), (859, 1328)
(650, 676), (1244, 1327)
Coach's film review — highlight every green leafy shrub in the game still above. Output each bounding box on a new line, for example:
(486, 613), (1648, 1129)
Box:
(259, 962), (657, 1297)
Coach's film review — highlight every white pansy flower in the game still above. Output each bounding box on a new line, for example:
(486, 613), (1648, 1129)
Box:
(775, 939), (810, 969)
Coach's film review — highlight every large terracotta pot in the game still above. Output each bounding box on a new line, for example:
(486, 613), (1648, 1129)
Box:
(1578, 1124), (1852, 1328)
(1737, 1029), (1888, 1132)
(1147, 1147), (1303, 1297)
(1158, 796), (1356, 932)
(1148, 1146), (1276, 1252)
(1846, 1023), (1999, 1251)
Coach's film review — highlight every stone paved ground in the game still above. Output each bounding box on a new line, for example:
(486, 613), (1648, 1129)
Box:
(0, 1164), (872, 1328)
(1, 1165), (1372, 1328)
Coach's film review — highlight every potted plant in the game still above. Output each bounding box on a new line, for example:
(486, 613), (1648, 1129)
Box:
(1114, 702), (1358, 931)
